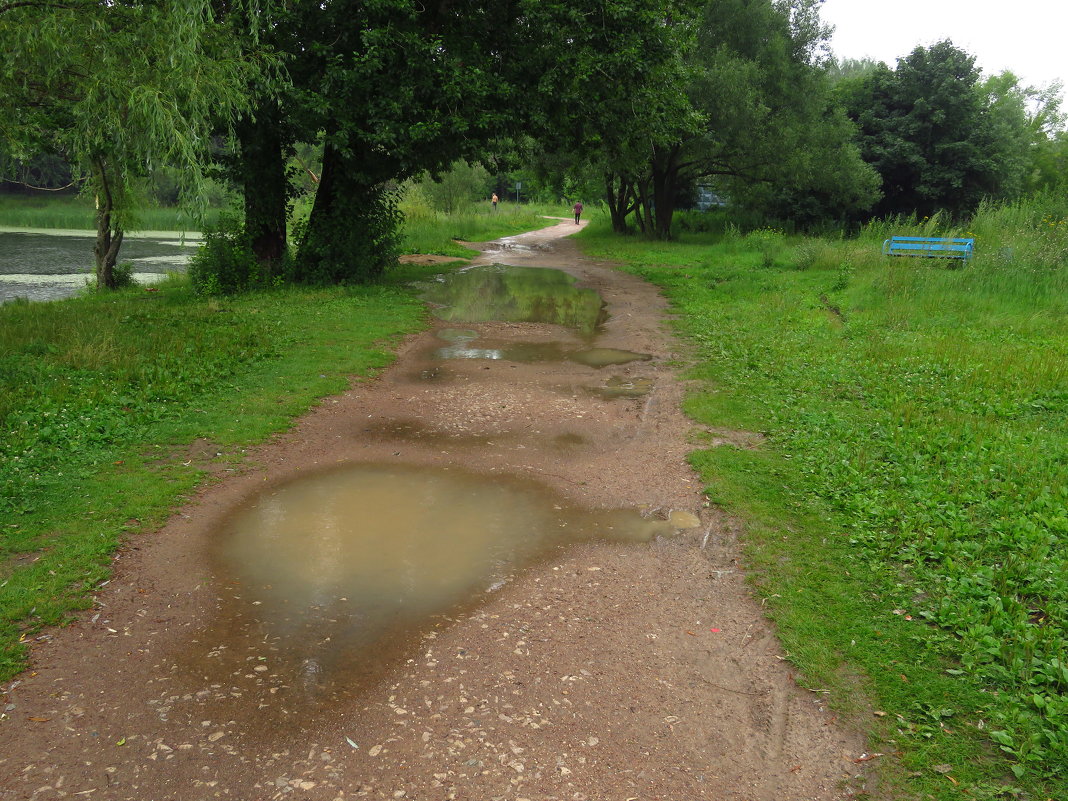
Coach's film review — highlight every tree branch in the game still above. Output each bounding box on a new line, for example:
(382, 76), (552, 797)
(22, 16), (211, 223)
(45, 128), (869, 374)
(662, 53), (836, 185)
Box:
(0, 1), (84, 12)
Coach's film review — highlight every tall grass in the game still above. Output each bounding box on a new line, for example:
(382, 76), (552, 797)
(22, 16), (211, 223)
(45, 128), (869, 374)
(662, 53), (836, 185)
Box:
(399, 198), (574, 257)
(578, 193), (1068, 798)
(0, 195), (213, 232)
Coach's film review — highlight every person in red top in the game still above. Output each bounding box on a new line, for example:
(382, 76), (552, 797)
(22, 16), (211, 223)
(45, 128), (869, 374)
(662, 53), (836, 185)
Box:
(573, 201), (583, 224)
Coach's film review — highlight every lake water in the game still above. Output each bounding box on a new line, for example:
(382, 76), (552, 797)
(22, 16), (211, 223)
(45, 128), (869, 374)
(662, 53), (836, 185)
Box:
(0, 228), (199, 304)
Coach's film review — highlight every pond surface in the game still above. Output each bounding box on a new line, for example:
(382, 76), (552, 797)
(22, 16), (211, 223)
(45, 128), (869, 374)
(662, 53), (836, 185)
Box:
(207, 463), (681, 701)
(0, 229), (198, 303)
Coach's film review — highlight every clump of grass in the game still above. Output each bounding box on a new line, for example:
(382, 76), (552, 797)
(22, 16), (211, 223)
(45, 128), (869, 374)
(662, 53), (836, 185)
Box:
(578, 196), (1068, 798)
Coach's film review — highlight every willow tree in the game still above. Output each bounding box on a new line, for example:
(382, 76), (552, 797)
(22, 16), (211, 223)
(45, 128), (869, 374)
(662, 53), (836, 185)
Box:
(0, 1), (256, 288)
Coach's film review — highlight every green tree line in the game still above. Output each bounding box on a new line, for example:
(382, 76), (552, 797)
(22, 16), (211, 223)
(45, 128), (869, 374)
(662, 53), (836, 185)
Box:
(2, 0), (1065, 289)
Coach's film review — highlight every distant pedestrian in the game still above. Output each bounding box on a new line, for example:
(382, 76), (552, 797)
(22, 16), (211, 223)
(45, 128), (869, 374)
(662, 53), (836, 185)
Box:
(491, 192), (499, 211)
(573, 201), (583, 224)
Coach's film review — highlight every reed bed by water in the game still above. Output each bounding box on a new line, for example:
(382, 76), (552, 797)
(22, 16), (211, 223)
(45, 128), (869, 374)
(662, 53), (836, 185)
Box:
(579, 195), (1068, 798)
(0, 195), (210, 232)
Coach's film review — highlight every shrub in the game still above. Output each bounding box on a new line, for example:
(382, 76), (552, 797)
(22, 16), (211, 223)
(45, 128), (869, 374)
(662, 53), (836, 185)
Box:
(188, 214), (282, 295)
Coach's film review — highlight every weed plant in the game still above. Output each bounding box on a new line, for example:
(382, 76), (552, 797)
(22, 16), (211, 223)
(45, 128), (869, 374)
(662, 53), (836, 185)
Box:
(579, 194), (1068, 799)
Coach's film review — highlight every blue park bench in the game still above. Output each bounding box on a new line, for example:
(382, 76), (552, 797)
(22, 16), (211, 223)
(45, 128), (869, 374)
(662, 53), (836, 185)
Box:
(882, 236), (975, 263)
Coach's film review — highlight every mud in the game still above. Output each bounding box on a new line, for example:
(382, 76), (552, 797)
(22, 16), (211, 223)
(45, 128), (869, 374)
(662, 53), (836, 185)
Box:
(0, 219), (868, 801)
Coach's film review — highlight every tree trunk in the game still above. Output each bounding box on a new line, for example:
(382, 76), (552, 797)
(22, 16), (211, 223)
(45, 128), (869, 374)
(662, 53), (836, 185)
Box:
(92, 158), (123, 289)
(237, 103), (289, 274)
(604, 172), (636, 234)
(632, 173), (652, 236)
(296, 143), (399, 284)
(650, 146), (681, 240)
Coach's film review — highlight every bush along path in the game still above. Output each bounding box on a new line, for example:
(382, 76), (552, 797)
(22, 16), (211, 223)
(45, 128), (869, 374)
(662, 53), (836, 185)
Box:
(0, 222), (869, 801)
(579, 222), (1068, 800)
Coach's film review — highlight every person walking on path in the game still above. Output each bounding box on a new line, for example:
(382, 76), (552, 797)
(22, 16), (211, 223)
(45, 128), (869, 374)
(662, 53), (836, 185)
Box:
(573, 201), (583, 224)
(491, 192), (499, 211)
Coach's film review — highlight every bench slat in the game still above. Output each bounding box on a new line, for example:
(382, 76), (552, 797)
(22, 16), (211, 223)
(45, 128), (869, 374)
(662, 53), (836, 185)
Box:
(882, 236), (974, 261)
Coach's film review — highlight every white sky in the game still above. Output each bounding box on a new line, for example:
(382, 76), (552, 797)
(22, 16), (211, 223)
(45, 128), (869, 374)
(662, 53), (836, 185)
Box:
(820, 0), (1068, 93)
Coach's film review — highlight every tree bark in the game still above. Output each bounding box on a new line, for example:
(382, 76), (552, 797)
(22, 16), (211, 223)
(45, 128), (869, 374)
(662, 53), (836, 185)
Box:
(296, 143), (399, 284)
(92, 157), (123, 289)
(649, 146), (681, 240)
(604, 172), (638, 234)
(237, 102), (289, 273)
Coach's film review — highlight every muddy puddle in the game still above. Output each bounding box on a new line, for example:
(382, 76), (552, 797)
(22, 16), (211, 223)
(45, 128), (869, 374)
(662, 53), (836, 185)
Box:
(419, 264), (607, 334)
(433, 328), (651, 368)
(587, 376), (656, 399)
(200, 464), (686, 713)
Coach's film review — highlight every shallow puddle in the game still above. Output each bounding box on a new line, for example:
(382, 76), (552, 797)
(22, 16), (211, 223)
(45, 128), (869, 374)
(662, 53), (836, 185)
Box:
(569, 348), (653, 368)
(206, 464), (679, 705)
(587, 376), (655, 399)
(420, 264), (607, 334)
(433, 329), (651, 368)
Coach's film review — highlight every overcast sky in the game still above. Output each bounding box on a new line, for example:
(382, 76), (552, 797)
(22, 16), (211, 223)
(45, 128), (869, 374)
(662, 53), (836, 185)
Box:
(820, 0), (1067, 93)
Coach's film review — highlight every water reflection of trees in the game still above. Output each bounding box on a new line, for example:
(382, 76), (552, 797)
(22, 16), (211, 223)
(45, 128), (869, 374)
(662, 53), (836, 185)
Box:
(421, 266), (606, 335)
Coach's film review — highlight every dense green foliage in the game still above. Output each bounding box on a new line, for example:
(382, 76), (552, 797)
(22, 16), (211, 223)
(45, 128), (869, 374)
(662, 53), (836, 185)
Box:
(264, 0), (702, 282)
(188, 215), (286, 294)
(837, 42), (1057, 218)
(581, 195), (1068, 795)
(589, 0), (878, 237)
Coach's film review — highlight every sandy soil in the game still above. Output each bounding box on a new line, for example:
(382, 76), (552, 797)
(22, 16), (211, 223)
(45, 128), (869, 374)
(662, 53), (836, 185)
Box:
(0, 221), (869, 800)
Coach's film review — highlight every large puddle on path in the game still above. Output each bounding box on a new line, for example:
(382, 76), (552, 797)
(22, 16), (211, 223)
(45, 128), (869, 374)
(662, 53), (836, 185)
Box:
(419, 264), (607, 335)
(204, 464), (682, 709)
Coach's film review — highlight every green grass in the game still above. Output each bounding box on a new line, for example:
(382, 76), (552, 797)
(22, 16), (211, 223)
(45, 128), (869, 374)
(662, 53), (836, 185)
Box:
(0, 194), (212, 232)
(578, 200), (1068, 799)
(0, 261), (449, 679)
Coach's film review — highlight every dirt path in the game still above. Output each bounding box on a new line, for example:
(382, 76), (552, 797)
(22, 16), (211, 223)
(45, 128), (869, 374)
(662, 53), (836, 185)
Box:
(0, 222), (867, 800)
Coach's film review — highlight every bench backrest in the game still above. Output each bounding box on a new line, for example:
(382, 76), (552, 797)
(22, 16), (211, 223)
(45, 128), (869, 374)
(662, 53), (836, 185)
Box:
(882, 236), (975, 260)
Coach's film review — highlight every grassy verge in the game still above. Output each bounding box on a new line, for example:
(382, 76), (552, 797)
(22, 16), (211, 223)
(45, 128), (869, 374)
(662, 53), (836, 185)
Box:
(0, 259), (453, 680)
(578, 202), (1068, 799)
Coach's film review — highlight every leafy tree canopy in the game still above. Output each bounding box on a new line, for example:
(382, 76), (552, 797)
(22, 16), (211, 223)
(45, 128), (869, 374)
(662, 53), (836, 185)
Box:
(616, 0), (878, 236)
(836, 40), (1046, 219)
